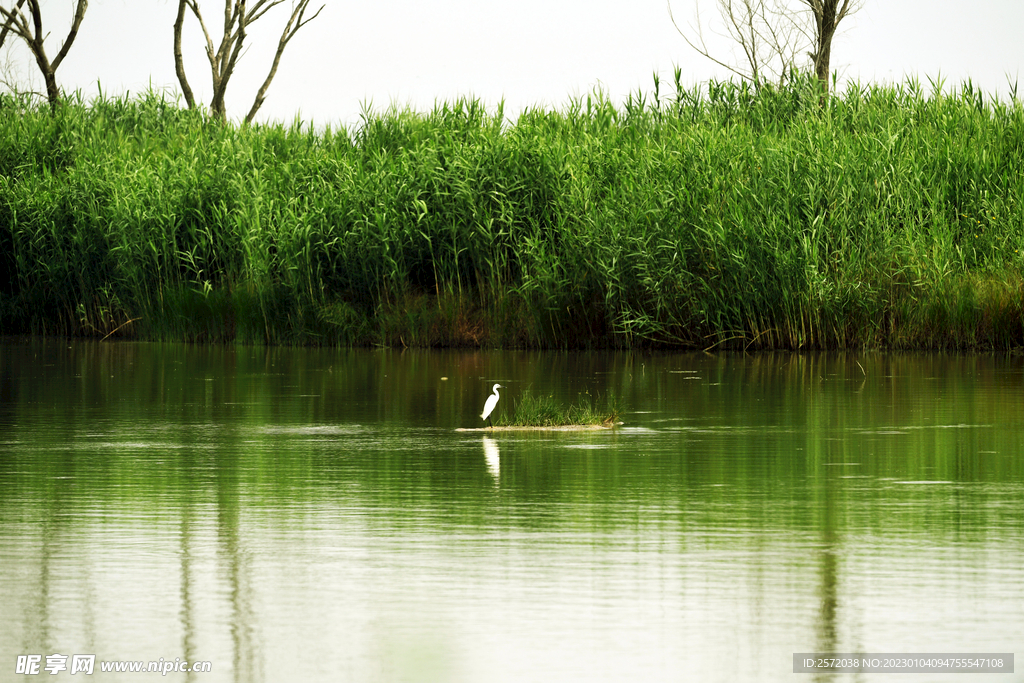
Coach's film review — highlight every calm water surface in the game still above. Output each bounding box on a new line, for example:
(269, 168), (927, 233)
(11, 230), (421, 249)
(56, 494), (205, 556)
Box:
(0, 342), (1021, 682)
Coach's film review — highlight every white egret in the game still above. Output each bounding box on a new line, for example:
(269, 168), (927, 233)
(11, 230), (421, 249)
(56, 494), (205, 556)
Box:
(480, 383), (503, 427)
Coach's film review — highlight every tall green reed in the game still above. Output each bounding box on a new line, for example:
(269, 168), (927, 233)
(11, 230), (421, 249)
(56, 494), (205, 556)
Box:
(0, 77), (1021, 348)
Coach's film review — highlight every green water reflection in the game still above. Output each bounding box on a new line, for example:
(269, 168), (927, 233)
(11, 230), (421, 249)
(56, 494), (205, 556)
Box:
(0, 342), (1021, 682)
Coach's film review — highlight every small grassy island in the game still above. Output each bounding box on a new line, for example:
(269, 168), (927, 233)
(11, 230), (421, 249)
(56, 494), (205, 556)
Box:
(457, 391), (623, 431)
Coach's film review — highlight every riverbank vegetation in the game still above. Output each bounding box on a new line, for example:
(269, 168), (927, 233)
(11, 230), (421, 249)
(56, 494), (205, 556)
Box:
(1, 73), (1022, 349)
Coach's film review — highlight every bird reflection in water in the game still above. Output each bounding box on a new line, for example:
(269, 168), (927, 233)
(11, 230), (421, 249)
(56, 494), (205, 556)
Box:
(483, 437), (500, 479)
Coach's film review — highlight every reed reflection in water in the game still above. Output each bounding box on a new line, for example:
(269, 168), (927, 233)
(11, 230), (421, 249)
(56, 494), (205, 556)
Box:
(0, 342), (1021, 682)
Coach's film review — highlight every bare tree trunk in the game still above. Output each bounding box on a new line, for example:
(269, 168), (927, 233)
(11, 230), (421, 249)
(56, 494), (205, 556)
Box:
(174, 0), (323, 123)
(812, 1), (835, 84)
(173, 0), (196, 110)
(801, 0), (854, 99)
(0, 0), (89, 111)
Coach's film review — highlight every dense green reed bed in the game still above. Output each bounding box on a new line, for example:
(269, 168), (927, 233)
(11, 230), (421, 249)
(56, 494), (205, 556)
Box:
(1, 75), (1022, 348)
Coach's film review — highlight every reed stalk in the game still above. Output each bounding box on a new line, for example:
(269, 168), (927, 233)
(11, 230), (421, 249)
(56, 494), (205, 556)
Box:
(0, 75), (1021, 348)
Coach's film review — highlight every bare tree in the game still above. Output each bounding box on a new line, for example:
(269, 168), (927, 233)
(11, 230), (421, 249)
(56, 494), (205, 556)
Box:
(0, 0), (88, 110)
(669, 0), (858, 97)
(174, 0), (324, 124)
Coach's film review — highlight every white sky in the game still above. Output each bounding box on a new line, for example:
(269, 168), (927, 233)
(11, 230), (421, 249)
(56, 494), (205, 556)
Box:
(2, 1), (1022, 128)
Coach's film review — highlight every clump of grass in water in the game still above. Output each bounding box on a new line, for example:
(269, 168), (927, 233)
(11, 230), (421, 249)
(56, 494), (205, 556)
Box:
(495, 389), (622, 427)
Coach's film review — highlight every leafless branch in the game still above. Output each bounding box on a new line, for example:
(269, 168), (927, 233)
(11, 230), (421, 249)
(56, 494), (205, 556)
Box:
(50, 0), (87, 71)
(668, 0), (757, 84)
(245, 0), (323, 123)
(669, 0), (859, 97)
(0, 0), (27, 52)
(173, 1), (195, 108)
